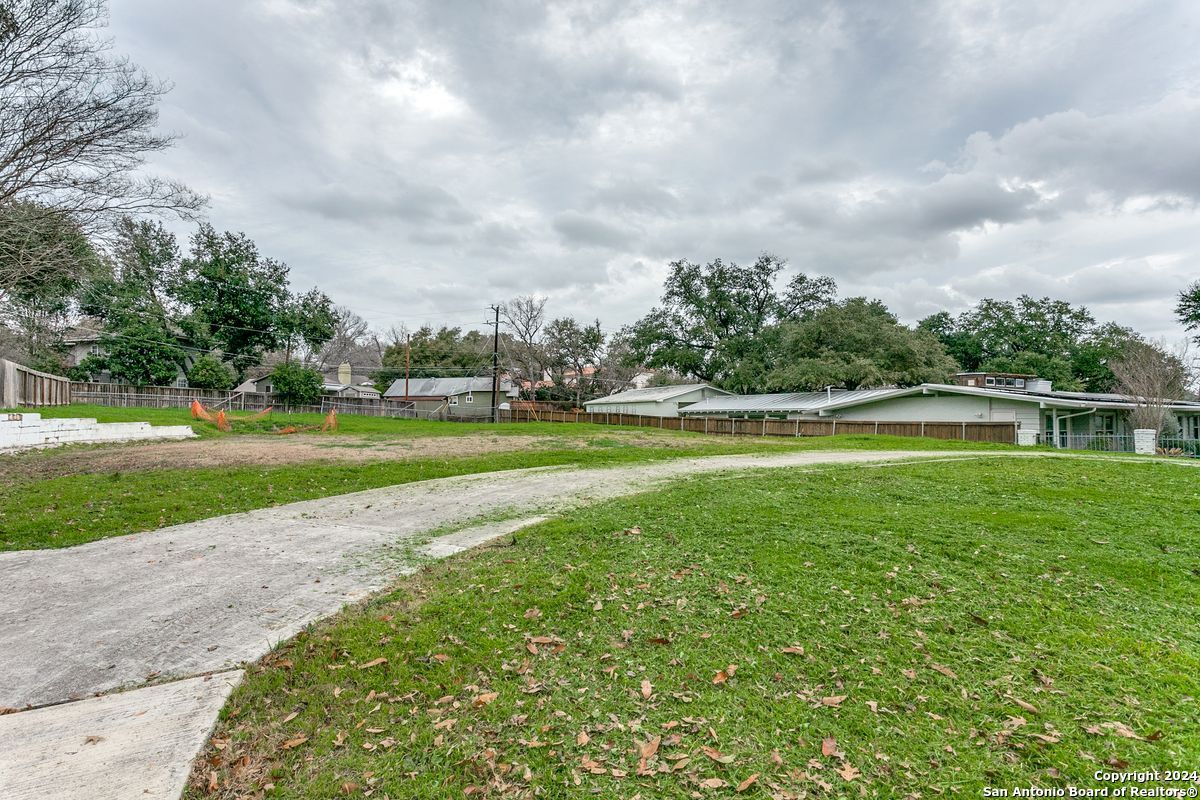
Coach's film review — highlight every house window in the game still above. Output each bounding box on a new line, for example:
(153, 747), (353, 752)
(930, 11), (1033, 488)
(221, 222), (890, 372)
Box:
(985, 377), (996, 386)
(966, 378), (977, 386)
(1188, 416), (1200, 439)
(1095, 413), (1116, 435)
(449, 396), (458, 406)
(89, 344), (101, 356)
(1014, 378), (1025, 388)
(465, 393), (474, 404)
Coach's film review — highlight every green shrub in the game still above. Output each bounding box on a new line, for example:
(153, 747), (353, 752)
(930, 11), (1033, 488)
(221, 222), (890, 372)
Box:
(270, 361), (322, 405)
(186, 355), (236, 390)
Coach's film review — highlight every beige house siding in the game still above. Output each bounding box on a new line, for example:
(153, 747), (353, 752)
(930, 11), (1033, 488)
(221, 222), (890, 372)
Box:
(587, 387), (726, 417)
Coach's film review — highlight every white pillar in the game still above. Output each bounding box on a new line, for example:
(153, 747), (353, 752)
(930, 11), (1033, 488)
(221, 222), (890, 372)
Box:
(1133, 429), (1157, 456)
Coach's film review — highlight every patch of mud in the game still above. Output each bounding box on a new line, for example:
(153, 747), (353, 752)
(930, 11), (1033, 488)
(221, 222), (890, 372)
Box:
(0, 430), (707, 483)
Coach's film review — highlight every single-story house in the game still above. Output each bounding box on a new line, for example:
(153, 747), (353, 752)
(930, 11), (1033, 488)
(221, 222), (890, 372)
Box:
(321, 363), (381, 399)
(678, 373), (1200, 448)
(384, 376), (518, 419)
(235, 363), (381, 399)
(583, 383), (733, 417)
(234, 373), (273, 394)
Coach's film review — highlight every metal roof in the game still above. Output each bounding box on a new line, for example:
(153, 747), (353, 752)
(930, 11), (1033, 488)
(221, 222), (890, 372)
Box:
(679, 389), (896, 414)
(679, 383), (1200, 416)
(383, 376), (514, 398)
(817, 383), (1200, 413)
(583, 383), (730, 406)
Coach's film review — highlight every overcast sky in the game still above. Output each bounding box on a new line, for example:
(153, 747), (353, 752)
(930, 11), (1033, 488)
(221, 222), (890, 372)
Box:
(109, 0), (1199, 340)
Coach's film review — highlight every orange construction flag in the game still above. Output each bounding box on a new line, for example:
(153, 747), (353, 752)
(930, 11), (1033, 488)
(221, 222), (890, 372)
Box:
(190, 400), (214, 421)
(215, 409), (232, 432)
(248, 406), (273, 420)
(321, 408), (338, 432)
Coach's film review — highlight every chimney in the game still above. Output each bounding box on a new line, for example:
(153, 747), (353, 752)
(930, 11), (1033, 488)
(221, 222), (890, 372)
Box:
(337, 362), (352, 386)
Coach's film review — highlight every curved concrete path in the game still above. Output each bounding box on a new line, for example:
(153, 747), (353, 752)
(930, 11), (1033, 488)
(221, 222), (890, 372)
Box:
(0, 449), (1093, 798)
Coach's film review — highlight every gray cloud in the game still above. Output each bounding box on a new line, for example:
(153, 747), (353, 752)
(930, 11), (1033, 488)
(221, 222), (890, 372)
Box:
(552, 211), (635, 249)
(107, 0), (1200, 340)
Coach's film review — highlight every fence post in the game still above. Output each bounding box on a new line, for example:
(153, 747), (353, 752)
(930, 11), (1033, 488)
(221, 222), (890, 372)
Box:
(920, 421), (926, 438)
(961, 422), (966, 440)
(795, 419), (800, 438)
(832, 419), (837, 436)
(762, 418), (766, 436)
(874, 421), (879, 435)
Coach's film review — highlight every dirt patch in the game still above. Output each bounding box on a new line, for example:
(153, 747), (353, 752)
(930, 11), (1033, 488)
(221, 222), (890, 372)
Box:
(0, 429), (709, 483)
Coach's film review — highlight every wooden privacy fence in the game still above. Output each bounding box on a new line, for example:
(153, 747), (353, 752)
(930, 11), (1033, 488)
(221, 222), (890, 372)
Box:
(69, 382), (454, 419)
(500, 408), (1018, 444)
(1, 359), (71, 407)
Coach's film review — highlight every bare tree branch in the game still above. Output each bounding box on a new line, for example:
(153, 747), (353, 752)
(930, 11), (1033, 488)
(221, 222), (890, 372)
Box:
(0, 0), (206, 233)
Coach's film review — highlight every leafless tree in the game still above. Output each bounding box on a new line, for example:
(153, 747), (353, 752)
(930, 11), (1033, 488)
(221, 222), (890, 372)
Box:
(1111, 339), (1191, 434)
(593, 329), (640, 394)
(309, 306), (372, 371)
(0, 0), (205, 233)
(500, 295), (547, 391)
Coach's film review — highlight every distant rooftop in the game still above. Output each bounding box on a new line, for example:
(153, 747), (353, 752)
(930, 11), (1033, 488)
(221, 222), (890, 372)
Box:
(583, 383), (730, 406)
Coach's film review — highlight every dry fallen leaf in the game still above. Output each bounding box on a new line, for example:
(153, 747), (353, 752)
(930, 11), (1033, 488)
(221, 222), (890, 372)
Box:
(577, 731), (590, 746)
(702, 745), (736, 764)
(930, 663), (957, 679)
(780, 645), (805, 655)
(473, 692), (499, 707)
(699, 778), (728, 789)
(821, 695), (848, 707)
(640, 736), (661, 759)
(1100, 721), (1144, 740)
(821, 737), (839, 757)
(1006, 695), (1039, 714)
(736, 773), (759, 792)
(837, 762), (861, 781)
(280, 734), (308, 750)
(357, 657), (387, 670)
(641, 679), (653, 699)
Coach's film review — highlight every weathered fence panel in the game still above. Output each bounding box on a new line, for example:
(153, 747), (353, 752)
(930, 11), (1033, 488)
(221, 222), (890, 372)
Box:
(59, 380), (1018, 443)
(1, 359), (71, 407)
(498, 408), (1017, 444)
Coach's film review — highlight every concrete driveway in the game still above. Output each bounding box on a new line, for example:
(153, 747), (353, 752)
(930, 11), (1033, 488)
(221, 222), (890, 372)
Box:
(0, 450), (1022, 799)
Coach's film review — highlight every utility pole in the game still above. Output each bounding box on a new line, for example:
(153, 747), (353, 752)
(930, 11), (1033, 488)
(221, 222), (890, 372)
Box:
(490, 304), (501, 423)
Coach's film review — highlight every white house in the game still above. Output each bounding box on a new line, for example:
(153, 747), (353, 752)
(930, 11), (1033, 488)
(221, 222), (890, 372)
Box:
(678, 373), (1200, 449)
(583, 383), (732, 417)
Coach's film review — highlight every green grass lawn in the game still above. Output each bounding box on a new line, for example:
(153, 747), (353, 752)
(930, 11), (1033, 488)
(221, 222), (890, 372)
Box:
(1, 404), (1010, 552)
(188, 456), (1200, 799)
(10, 403), (640, 439)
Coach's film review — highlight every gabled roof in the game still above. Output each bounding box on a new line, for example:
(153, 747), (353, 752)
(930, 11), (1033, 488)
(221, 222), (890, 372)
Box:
(384, 376), (515, 398)
(583, 383), (731, 406)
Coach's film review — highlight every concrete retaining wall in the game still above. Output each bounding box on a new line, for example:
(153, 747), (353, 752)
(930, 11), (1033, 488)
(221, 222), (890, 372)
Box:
(0, 413), (196, 452)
